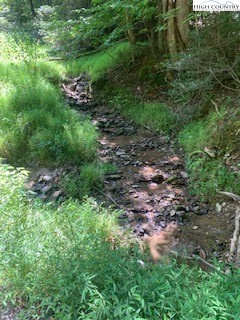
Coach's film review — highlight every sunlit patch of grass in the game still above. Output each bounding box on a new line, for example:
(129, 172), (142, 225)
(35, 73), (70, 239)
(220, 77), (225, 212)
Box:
(0, 62), (97, 166)
(123, 101), (175, 134)
(65, 42), (131, 80)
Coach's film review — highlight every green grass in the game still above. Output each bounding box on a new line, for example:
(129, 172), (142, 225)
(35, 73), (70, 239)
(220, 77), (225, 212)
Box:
(0, 33), (98, 167)
(61, 162), (117, 199)
(179, 108), (240, 200)
(123, 100), (175, 134)
(0, 73), (98, 166)
(65, 42), (131, 81)
(186, 157), (240, 199)
(1, 163), (240, 319)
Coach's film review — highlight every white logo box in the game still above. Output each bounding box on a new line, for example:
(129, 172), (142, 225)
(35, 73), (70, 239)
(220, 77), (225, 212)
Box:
(193, 0), (240, 11)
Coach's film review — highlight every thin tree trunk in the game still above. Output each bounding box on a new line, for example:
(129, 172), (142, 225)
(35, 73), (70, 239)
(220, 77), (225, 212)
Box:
(125, 11), (136, 45)
(29, 0), (36, 18)
(157, 0), (167, 55)
(166, 0), (177, 58)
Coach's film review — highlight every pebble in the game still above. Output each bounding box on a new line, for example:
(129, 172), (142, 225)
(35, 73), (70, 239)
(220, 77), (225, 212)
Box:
(216, 203), (222, 214)
(192, 226), (199, 230)
(170, 210), (176, 217)
(131, 184), (140, 188)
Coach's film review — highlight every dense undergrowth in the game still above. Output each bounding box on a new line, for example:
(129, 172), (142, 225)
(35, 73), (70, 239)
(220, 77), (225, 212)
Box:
(0, 33), (97, 167)
(1, 163), (240, 319)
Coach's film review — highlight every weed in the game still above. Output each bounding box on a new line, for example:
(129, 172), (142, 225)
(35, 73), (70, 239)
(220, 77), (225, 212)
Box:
(187, 157), (240, 200)
(61, 162), (117, 199)
(179, 107), (240, 199)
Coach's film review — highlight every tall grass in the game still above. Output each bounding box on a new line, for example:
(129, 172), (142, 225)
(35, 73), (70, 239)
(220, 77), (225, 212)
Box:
(65, 42), (131, 81)
(0, 33), (98, 166)
(1, 163), (240, 319)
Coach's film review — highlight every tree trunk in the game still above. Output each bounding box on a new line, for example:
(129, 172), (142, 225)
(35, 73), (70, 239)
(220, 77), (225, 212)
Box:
(166, 0), (177, 58)
(157, 0), (167, 55)
(176, 0), (189, 49)
(29, 0), (36, 18)
(125, 11), (136, 45)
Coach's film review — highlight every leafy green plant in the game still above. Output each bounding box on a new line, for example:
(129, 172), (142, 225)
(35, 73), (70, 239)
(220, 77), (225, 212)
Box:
(179, 108), (240, 199)
(186, 157), (240, 200)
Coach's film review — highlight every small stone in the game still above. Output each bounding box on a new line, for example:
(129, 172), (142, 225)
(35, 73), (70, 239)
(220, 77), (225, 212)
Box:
(41, 185), (52, 194)
(166, 193), (175, 199)
(170, 210), (176, 217)
(192, 226), (199, 230)
(151, 174), (164, 184)
(52, 190), (62, 199)
(116, 150), (126, 156)
(38, 194), (48, 201)
(180, 171), (188, 179)
(204, 147), (216, 158)
(131, 184), (140, 188)
(149, 182), (158, 189)
(132, 194), (139, 198)
(216, 203), (222, 214)
(42, 175), (53, 182)
(33, 183), (44, 192)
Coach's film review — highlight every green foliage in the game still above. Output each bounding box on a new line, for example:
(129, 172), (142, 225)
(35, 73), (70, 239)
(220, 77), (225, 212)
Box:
(179, 108), (240, 199)
(0, 33), (97, 166)
(187, 157), (240, 200)
(123, 101), (175, 134)
(0, 71), (98, 166)
(61, 162), (117, 199)
(65, 42), (131, 80)
(168, 13), (240, 124)
(108, 89), (175, 134)
(1, 163), (240, 319)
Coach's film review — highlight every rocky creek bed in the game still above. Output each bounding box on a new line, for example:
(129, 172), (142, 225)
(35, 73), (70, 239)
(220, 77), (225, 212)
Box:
(26, 74), (236, 264)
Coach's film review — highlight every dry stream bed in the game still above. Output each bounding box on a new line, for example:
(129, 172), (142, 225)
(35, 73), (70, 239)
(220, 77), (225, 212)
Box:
(28, 75), (236, 265)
